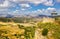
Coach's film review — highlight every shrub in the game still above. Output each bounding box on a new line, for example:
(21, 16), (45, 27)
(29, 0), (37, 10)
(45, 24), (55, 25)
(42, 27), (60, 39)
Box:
(42, 28), (48, 36)
(18, 24), (25, 29)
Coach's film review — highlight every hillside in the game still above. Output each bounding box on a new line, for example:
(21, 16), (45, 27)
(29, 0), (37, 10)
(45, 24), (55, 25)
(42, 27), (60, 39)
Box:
(0, 17), (60, 39)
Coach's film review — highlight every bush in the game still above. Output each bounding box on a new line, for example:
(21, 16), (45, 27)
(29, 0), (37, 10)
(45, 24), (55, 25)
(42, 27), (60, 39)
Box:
(18, 24), (25, 29)
(42, 28), (48, 36)
(24, 26), (35, 39)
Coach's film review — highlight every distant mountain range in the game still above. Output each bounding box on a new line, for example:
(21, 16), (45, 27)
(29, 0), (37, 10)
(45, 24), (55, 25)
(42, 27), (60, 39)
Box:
(0, 14), (60, 18)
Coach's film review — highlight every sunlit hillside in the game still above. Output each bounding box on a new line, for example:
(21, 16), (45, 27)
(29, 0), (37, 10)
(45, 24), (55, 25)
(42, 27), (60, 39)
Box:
(0, 17), (60, 39)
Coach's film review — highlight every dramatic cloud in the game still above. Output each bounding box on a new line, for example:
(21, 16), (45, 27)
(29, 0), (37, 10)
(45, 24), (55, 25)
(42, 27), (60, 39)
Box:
(0, 0), (54, 8)
(27, 0), (54, 6)
(0, 0), (17, 14)
(43, 0), (53, 6)
(46, 7), (56, 13)
(0, 0), (9, 7)
(0, 0), (17, 7)
(28, 7), (56, 16)
(0, 0), (59, 17)
(4, 0), (54, 6)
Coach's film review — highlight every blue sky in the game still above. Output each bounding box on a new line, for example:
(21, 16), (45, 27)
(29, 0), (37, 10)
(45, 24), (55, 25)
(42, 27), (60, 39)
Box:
(0, 0), (60, 17)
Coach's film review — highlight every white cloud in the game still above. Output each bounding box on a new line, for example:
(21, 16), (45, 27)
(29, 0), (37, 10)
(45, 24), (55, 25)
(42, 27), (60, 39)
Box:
(0, 0), (54, 8)
(43, 7), (56, 15)
(46, 7), (56, 12)
(12, 7), (60, 17)
(0, 0), (58, 17)
(28, 7), (56, 16)
(8, 0), (31, 9)
(43, 0), (53, 6)
(11, 0), (25, 2)
(20, 3), (30, 8)
(21, 9), (26, 10)
(0, 0), (18, 15)
(0, 0), (9, 7)
(27, 0), (53, 6)
(0, 0), (17, 7)
(9, 0), (54, 6)
(0, 8), (10, 17)
(27, 0), (44, 5)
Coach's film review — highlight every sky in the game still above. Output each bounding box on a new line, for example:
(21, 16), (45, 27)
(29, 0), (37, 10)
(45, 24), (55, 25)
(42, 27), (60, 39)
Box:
(0, 0), (60, 17)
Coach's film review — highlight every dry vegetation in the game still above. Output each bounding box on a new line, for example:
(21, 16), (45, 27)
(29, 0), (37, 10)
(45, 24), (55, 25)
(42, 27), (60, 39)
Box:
(0, 17), (60, 39)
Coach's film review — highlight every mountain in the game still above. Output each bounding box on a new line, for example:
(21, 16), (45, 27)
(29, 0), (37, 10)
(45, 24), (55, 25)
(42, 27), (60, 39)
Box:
(0, 13), (60, 18)
(5, 14), (14, 18)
